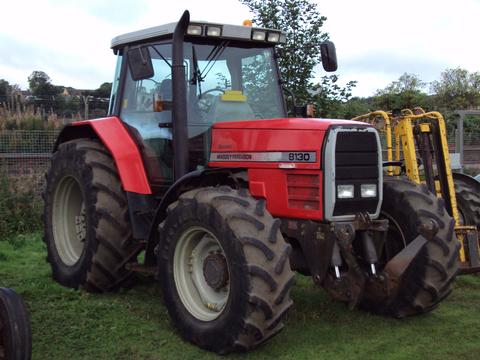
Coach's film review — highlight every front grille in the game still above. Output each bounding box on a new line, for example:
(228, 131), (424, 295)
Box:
(287, 174), (320, 210)
(333, 131), (380, 216)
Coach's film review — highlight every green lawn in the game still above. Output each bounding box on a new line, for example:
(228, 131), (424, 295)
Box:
(1, 233), (479, 360)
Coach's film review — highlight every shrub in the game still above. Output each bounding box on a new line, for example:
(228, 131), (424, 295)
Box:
(0, 106), (66, 130)
(0, 173), (43, 239)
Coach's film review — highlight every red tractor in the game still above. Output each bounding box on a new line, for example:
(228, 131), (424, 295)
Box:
(43, 11), (458, 353)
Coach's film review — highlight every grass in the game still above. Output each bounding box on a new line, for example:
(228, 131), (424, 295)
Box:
(1, 233), (480, 360)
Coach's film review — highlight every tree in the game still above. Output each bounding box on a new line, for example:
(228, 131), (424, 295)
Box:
(0, 80), (22, 111)
(312, 75), (358, 117)
(28, 71), (58, 97)
(377, 73), (425, 95)
(340, 97), (373, 119)
(94, 82), (112, 98)
(0, 79), (11, 98)
(240, 0), (356, 117)
(431, 68), (480, 110)
(373, 73), (429, 110)
(241, 0), (328, 101)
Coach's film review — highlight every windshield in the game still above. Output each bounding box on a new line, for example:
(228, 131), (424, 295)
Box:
(184, 41), (286, 137)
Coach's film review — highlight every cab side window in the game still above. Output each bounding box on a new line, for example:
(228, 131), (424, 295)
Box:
(121, 43), (174, 185)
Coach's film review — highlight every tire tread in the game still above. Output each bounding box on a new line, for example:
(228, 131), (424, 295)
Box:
(158, 187), (295, 353)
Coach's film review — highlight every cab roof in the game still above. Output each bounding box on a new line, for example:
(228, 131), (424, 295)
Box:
(111, 21), (286, 51)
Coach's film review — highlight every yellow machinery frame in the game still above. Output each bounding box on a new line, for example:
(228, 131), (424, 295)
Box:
(353, 108), (479, 270)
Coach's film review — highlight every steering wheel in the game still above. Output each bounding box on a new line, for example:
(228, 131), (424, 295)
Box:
(197, 88), (224, 114)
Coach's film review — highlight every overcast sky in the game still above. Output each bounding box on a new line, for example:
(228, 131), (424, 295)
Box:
(1, 0), (479, 97)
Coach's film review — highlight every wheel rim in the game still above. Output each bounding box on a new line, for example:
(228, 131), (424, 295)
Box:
(52, 176), (86, 266)
(173, 226), (230, 321)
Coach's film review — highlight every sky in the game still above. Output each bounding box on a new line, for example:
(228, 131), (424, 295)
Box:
(1, 0), (479, 97)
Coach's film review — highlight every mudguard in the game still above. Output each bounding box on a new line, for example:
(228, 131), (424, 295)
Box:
(54, 117), (152, 195)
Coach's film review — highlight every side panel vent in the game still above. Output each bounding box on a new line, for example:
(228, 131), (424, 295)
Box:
(287, 174), (320, 210)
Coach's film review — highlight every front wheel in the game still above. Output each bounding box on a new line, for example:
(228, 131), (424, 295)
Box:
(156, 187), (295, 354)
(361, 177), (459, 317)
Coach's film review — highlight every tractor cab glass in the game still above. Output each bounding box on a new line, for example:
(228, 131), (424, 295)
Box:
(184, 40), (286, 139)
(119, 40), (285, 186)
(108, 55), (122, 115)
(121, 42), (174, 185)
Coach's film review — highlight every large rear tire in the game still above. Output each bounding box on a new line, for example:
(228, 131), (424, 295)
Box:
(362, 177), (459, 317)
(453, 172), (480, 228)
(0, 288), (31, 360)
(157, 187), (295, 354)
(43, 139), (138, 292)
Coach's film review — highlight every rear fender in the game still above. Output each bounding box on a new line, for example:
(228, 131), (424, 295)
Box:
(54, 117), (151, 195)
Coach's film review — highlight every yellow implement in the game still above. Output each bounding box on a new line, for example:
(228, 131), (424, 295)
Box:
(353, 108), (480, 272)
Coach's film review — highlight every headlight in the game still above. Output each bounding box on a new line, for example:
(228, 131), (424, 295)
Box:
(361, 184), (377, 198)
(267, 32), (280, 42)
(337, 185), (354, 199)
(187, 25), (202, 36)
(206, 26), (222, 37)
(252, 30), (266, 41)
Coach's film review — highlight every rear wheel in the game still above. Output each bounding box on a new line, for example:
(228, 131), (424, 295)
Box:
(43, 139), (139, 292)
(157, 187), (295, 354)
(362, 177), (459, 317)
(0, 288), (31, 360)
(453, 173), (480, 228)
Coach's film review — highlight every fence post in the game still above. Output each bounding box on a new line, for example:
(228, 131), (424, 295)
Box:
(82, 95), (91, 120)
(456, 111), (464, 170)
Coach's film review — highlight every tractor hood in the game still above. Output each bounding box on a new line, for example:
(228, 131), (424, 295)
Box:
(209, 117), (372, 170)
(212, 117), (365, 131)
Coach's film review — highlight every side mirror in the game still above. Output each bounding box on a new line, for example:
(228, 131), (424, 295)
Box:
(127, 46), (154, 81)
(320, 41), (338, 72)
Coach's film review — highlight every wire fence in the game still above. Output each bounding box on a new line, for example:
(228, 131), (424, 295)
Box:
(0, 128), (479, 197)
(463, 132), (480, 145)
(0, 130), (59, 196)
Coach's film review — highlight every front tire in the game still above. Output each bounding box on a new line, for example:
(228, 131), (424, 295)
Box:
(0, 288), (31, 360)
(157, 187), (295, 354)
(362, 177), (459, 317)
(43, 139), (138, 292)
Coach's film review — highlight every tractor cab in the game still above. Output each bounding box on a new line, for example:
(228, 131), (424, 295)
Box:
(108, 12), (335, 190)
(110, 15), (289, 187)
